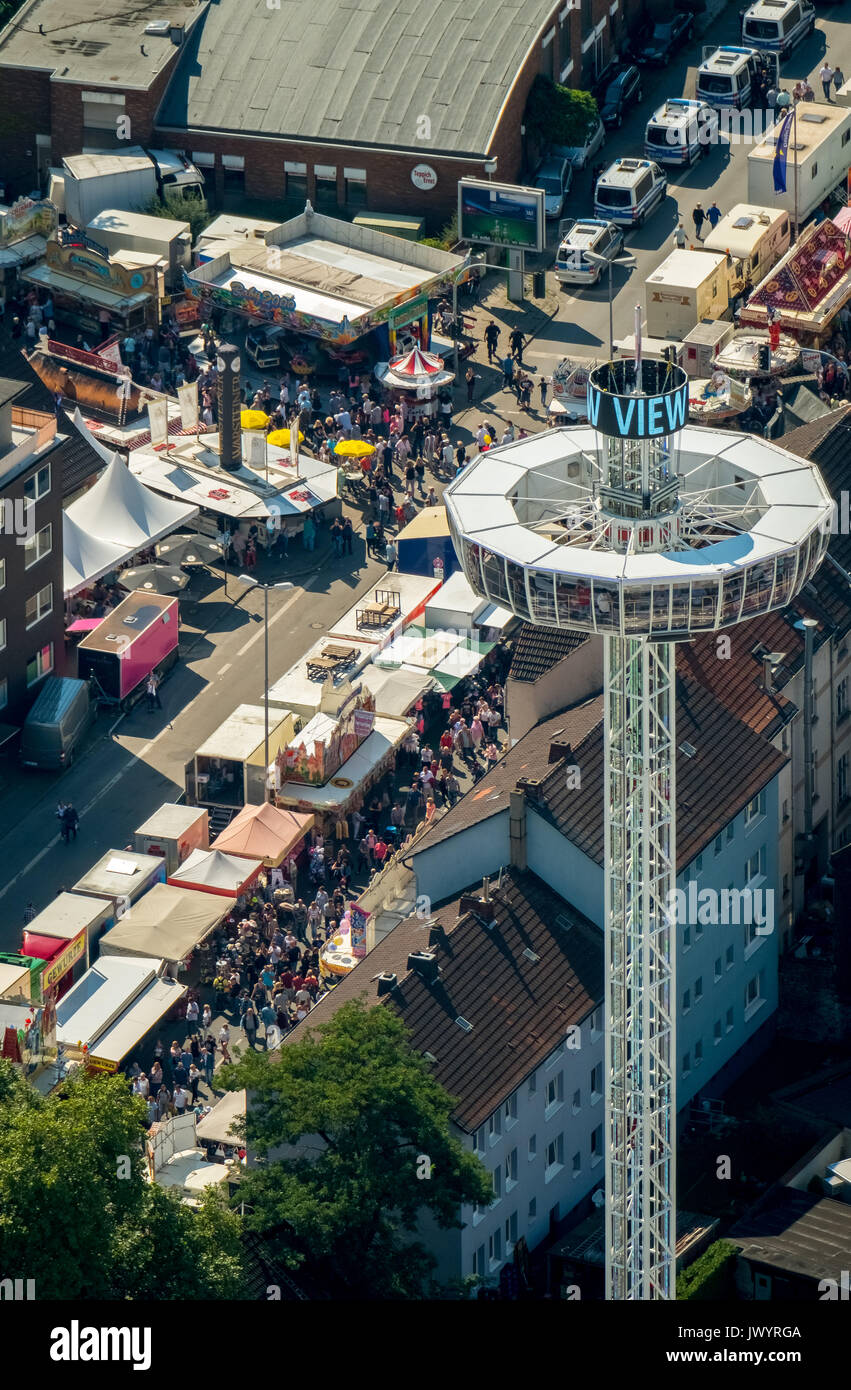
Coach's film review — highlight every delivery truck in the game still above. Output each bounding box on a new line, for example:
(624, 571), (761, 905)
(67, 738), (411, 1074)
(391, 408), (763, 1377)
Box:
(76, 592), (178, 708)
(59, 147), (205, 228)
(702, 204), (790, 284)
(747, 103), (851, 223)
(645, 249), (742, 339)
(85, 209), (191, 291)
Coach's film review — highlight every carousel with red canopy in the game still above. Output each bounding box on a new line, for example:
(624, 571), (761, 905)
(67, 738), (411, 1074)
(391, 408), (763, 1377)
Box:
(374, 345), (455, 419)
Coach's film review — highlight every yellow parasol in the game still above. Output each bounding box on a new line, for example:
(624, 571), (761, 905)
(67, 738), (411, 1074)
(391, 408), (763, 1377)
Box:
(241, 409), (269, 430)
(266, 428), (305, 447)
(334, 439), (375, 457)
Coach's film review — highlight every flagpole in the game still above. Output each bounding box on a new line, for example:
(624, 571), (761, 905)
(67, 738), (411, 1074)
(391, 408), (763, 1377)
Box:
(793, 102), (799, 243)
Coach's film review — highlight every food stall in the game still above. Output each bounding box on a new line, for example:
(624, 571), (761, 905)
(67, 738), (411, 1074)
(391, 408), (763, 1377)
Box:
(188, 704), (298, 811)
(374, 346), (455, 422)
(266, 634), (375, 721)
(22, 228), (162, 337)
(0, 197), (56, 307)
(395, 505), (459, 580)
(424, 569), (514, 640)
(134, 803), (210, 875)
(327, 572), (442, 649)
(56, 955), (186, 1075)
(76, 592), (179, 707)
(97, 883), (230, 975)
(72, 850), (168, 930)
(167, 848), (263, 899)
(21, 891), (114, 968)
(209, 800), (313, 868)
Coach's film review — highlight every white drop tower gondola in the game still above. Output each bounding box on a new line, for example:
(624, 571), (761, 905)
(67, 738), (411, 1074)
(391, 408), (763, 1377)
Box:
(443, 320), (832, 1300)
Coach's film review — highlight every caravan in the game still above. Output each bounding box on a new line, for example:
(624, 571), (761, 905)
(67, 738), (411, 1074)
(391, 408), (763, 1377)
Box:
(748, 103), (851, 222)
(702, 204), (790, 283)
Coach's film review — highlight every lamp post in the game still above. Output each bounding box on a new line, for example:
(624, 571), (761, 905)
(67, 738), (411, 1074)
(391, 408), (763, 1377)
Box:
(237, 575), (294, 800)
(584, 249), (636, 360)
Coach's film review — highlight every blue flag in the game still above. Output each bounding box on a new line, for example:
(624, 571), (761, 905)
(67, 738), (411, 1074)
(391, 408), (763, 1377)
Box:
(773, 110), (795, 194)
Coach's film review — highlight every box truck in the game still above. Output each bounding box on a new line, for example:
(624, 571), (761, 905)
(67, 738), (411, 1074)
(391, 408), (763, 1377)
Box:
(645, 249), (742, 339)
(76, 592), (178, 707)
(702, 204), (790, 284)
(85, 209), (191, 290)
(60, 147), (204, 228)
(747, 103), (851, 223)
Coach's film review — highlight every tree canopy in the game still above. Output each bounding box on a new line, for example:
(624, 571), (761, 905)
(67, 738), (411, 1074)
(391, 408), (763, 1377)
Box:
(524, 76), (599, 150)
(223, 999), (493, 1298)
(144, 191), (212, 241)
(0, 1062), (245, 1299)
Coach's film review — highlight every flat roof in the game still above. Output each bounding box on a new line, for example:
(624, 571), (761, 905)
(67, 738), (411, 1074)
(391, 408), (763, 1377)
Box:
(703, 204), (787, 255)
(647, 248), (727, 290)
(749, 102), (851, 163)
(0, 0), (202, 89)
(26, 890), (112, 938)
(277, 716), (410, 810)
(158, 0), (561, 156)
(73, 849), (165, 899)
(87, 209), (190, 241)
(195, 704), (294, 764)
(135, 803), (207, 839)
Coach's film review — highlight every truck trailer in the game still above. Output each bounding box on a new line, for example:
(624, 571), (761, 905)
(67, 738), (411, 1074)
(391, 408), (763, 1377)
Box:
(645, 249), (741, 339)
(85, 209), (191, 291)
(59, 147), (204, 228)
(747, 103), (851, 224)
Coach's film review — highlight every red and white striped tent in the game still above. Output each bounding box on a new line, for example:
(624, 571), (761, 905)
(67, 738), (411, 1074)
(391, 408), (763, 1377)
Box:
(376, 345), (454, 393)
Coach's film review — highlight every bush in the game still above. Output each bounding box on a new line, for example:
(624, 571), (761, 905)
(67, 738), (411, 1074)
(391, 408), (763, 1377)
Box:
(524, 76), (598, 151)
(144, 191), (212, 241)
(420, 213), (458, 251)
(676, 1240), (737, 1300)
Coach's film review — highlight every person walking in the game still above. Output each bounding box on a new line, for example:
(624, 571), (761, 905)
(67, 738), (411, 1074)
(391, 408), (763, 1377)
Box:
(385, 537), (397, 571)
(218, 1023), (231, 1063)
(833, 65), (845, 94)
(692, 204), (706, 241)
(62, 804), (79, 842)
(188, 1063), (202, 1103)
(706, 201), (722, 232)
(502, 353), (514, 390)
(146, 672), (162, 711)
(23, 902), (36, 924)
(202, 1034), (216, 1086)
(539, 376), (549, 409)
(465, 365), (477, 404)
(674, 222), (687, 249)
(820, 61), (835, 102)
(185, 997), (200, 1035)
(509, 327), (524, 363)
(775, 88), (792, 111)
(484, 320), (500, 361)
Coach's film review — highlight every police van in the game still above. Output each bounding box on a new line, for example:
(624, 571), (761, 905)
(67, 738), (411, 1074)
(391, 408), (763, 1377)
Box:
(696, 46), (766, 109)
(741, 0), (815, 59)
(554, 219), (625, 285)
(644, 99), (719, 166)
(593, 159), (667, 228)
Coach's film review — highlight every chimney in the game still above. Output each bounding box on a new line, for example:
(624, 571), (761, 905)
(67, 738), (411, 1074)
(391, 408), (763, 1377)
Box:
(427, 921), (446, 949)
(376, 972), (397, 996)
(406, 952), (439, 983)
(509, 787), (527, 870)
(548, 739), (573, 765)
(216, 342), (242, 472)
(761, 651), (786, 695)
(459, 893), (496, 923)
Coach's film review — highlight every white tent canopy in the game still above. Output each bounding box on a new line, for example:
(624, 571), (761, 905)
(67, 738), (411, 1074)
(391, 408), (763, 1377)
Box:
(65, 452), (199, 554)
(63, 510), (130, 598)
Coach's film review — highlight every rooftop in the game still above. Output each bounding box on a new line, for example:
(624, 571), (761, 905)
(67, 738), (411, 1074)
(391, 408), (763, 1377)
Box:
(508, 624), (590, 684)
(749, 102), (851, 163)
(285, 866), (604, 1133)
(0, 0), (202, 89)
(730, 1190), (851, 1282)
(783, 405), (851, 635)
(157, 0), (557, 156)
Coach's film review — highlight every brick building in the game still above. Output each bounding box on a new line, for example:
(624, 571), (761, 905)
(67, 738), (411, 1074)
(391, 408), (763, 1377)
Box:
(0, 0), (644, 221)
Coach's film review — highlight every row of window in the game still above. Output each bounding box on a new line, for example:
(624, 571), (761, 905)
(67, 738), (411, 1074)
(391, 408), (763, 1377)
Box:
(682, 973), (766, 1076)
(191, 153), (369, 206)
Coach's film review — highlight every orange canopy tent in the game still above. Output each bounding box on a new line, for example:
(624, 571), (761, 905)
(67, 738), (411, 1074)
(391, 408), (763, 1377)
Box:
(209, 801), (314, 867)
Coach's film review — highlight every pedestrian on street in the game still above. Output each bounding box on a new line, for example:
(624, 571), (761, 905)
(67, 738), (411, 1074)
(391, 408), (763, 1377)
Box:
(203, 1035), (216, 1086)
(188, 1063), (202, 1102)
(484, 320), (500, 361)
(509, 328), (524, 363)
(146, 672), (162, 711)
(833, 65), (845, 93)
(707, 202), (722, 231)
(775, 88), (792, 111)
(674, 222), (687, 249)
(820, 62), (834, 102)
(692, 204), (705, 240)
(539, 376), (549, 408)
(766, 84), (777, 114)
(465, 365), (477, 404)
(501, 353), (514, 390)
(385, 538), (397, 571)
(23, 902), (36, 924)
(62, 804), (79, 842)
(218, 1024), (231, 1063)
(185, 997), (200, 1035)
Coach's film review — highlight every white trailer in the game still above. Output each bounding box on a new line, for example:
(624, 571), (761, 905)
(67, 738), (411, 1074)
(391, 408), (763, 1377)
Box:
(63, 153), (157, 228)
(645, 249), (740, 339)
(85, 209), (192, 290)
(702, 203), (790, 284)
(747, 103), (851, 224)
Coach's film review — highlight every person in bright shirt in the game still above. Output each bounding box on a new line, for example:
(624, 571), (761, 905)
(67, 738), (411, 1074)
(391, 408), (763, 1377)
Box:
(372, 837), (389, 868)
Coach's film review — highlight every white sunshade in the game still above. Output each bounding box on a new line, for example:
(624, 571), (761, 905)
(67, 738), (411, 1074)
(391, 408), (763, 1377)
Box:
(63, 509), (129, 597)
(168, 848), (262, 894)
(65, 452), (199, 554)
(56, 955), (165, 1049)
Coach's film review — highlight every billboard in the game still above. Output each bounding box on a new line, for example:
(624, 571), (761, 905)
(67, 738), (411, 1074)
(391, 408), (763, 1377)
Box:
(457, 179), (545, 252)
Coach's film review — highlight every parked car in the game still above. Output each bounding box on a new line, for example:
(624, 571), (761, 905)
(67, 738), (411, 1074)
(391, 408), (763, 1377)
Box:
(553, 114), (607, 168)
(534, 156), (573, 219)
(634, 14), (694, 64)
(554, 218), (625, 285)
(599, 66), (644, 129)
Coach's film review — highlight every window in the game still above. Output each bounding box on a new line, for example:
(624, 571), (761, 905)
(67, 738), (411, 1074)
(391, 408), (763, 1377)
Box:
(726, 944), (734, 970)
(837, 678), (849, 722)
(696, 853), (703, 873)
(744, 970), (765, 1021)
(683, 924), (691, 950)
(695, 1039), (703, 1067)
(682, 1051), (691, 1077)
(694, 976), (703, 1002)
(488, 1228), (502, 1268)
(24, 523), (52, 569)
(545, 1040), (566, 1068)
(0, 678), (7, 711)
(343, 167), (367, 206)
(528, 1197), (537, 1220)
(488, 1112), (502, 1145)
(506, 1148), (518, 1189)
(192, 151), (215, 169)
(222, 154), (245, 196)
(572, 1088), (581, 1114)
(25, 582), (53, 629)
(590, 1063), (602, 1101)
(0, 619), (5, 651)
(528, 1070), (537, 1096)
(725, 1007), (734, 1033)
(589, 1006), (602, 1037)
(0, 557), (4, 589)
(24, 463), (51, 504)
(545, 1072), (564, 1115)
(492, 1165), (502, 1200)
(573, 1150), (581, 1176)
(727, 821), (735, 842)
(314, 164), (338, 209)
(504, 1092), (518, 1127)
(839, 754), (849, 806)
(545, 1134), (564, 1179)
(473, 1125), (486, 1154)
(590, 1124), (603, 1164)
(783, 873), (790, 898)
(782, 798), (790, 822)
(715, 956), (722, 982)
(811, 163), (818, 180)
(528, 1134), (537, 1161)
(26, 642), (53, 687)
(473, 1244), (486, 1277)
(504, 1210), (518, 1253)
(714, 1018), (722, 1044)
(82, 91), (125, 148)
(744, 791), (766, 826)
(284, 161), (308, 202)
(745, 847), (765, 884)
(682, 987), (691, 1014)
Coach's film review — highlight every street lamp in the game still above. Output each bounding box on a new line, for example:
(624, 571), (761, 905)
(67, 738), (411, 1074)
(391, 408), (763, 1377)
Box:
(237, 575), (294, 800)
(584, 249), (636, 361)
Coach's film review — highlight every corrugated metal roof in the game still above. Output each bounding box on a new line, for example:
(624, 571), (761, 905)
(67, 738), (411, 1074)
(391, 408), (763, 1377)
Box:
(158, 0), (554, 155)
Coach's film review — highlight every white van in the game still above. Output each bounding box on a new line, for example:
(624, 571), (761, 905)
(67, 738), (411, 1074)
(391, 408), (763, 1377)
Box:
(644, 99), (719, 166)
(696, 46), (763, 109)
(594, 158), (667, 228)
(741, 0), (815, 59)
(554, 219), (625, 284)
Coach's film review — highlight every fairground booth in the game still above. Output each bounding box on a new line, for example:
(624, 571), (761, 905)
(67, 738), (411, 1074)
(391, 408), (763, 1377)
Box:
(374, 345), (455, 423)
(97, 883), (230, 981)
(55, 954), (186, 1076)
(187, 703), (298, 811)
(167, 848), (263, 899)
(209, 800), (314, 870)
(72, 849), (168, 929)
(23, 227), (163, 337)
(134, 803), (210, 875)
(0, 196), (56, 305)
(740, 218), (851, 347)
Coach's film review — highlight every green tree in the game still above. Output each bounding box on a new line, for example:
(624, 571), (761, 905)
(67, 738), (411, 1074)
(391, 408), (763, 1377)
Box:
(524, 75), (599, 150)
(222, 999), (493, 1298)
(0, 1062), (246, 1299)
(144, 191), (212, 241)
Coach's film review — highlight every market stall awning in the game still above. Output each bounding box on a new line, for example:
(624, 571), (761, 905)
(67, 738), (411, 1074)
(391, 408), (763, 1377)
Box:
(65, 453), (199, 557)
(97, 884), (229, 963)
(23, 262), (150, 311)
(209, 801), (313, 866)
(63, 509), (130, 597)
(21, 932), (67, 962)
(167, 848), (263, 897)
(196, 1088), (246, 1146)
(357, 663), (434, 718)
(0, 234), (47, 269)
(56, 955), (168, 1050)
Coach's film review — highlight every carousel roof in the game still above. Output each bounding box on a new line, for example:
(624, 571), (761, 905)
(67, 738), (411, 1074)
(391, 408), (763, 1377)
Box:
(746, 218), (851, 322)
(390, 346), (445, 378)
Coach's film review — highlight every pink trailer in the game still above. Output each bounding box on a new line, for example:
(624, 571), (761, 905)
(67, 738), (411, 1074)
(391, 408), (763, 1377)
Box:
(77, 592), (179, 704)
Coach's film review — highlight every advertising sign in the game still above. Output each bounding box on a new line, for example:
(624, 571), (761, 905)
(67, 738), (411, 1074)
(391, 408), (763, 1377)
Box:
(42, 929), (86, 993)
(411, 164), (438, 191)
(587, 373), (689, 440)
(348, 904), (370, 958)
(353, 708), (375, 740)
(457, 179), (545, 252)
(0, 198), (56, 246)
